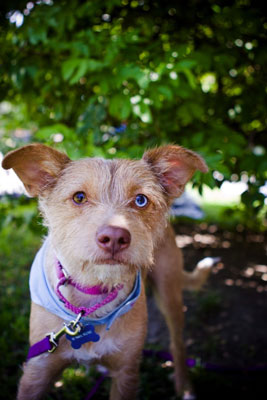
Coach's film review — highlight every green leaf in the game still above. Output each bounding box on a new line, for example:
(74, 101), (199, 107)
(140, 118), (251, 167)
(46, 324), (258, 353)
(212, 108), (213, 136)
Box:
(115, 65), (149, 89)
(183, 69), (197, 89)
(35, 124), (75, 141)
(62, 59), (80, 81)
(157, 85), (173, 100)
(69, 60), (89, 84)
(204, 153), (223, 169)
(86, 60), (104, 71)
(109, 94), (131, 119)
(62, 59), (104, 84)
(176, 59), (197, 70)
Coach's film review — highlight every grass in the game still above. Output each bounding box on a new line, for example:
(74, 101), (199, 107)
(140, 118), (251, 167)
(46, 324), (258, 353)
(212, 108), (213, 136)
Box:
(0, 224), (39, 399)
(188, 183), (267, 231)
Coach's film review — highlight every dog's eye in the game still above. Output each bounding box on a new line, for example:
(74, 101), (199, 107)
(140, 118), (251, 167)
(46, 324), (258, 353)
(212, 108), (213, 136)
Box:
(73, 191), (87, 204)
(135, 194), (149, 208)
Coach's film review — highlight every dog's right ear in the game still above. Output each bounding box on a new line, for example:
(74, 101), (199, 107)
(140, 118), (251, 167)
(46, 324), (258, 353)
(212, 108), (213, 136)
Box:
(143, 145), (208, 199)
(2, 143), (70, 196)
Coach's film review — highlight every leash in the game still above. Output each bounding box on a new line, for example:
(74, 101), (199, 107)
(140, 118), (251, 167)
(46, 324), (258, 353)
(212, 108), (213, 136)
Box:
(84, 371), (109, 400)
(27, 312), (84, 360)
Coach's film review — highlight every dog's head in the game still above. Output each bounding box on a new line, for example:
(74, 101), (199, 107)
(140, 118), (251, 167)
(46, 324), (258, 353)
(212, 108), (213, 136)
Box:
(2, 144), (207, 286)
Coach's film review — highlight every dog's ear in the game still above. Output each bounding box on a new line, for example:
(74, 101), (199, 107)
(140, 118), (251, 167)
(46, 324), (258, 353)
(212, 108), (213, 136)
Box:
(143, 145), (208, 198)
(2, 143), (70, 196)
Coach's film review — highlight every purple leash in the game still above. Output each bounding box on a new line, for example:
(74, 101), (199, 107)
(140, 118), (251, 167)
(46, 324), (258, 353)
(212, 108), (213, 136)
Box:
(83, 351), (267, 400)
(84, 371), (109, 400)
(27, 337), (53, 360)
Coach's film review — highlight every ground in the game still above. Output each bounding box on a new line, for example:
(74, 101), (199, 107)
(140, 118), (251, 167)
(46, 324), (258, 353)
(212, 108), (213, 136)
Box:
(146, 222), (267, 399)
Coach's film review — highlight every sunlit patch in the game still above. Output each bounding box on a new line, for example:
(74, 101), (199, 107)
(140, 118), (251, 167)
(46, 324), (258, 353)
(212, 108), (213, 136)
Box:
(54, 380), (64, 388)
(211, 262), (225, 275)
(175, 235), (193, 248)
(225, 279), (234, 286)
(161, 360), (174, 368)
(185, 338), (195, 347)
(200, 72), (217, 93)
(243, 265), (267, 281)
(243, 267), (254, 277)
(176, 232), (221, 249)
(208, 224), (218, 233)
(194, 233), (217, 245)
(255, 265), (267, 273)
(53, 133), (64, 143)
(222, 241), (231, 248)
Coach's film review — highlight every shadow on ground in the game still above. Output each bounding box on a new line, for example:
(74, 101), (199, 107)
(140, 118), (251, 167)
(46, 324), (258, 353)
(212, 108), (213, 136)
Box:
(146, 222), (267, 399)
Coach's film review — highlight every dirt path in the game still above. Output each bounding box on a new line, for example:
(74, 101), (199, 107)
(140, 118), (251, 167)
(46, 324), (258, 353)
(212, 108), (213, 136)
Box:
(146, 223), (267, 369)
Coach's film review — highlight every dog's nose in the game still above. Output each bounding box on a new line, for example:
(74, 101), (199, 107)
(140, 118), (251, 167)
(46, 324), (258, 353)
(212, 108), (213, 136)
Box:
(96, 225), (131, 255)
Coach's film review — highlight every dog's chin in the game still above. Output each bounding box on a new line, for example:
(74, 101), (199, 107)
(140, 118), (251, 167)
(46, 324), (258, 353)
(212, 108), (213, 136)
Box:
(83, 261), (137, 289)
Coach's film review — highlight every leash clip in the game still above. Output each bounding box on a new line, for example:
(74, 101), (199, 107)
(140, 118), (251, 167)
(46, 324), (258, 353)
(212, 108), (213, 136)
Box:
(48, 312), (84, 353)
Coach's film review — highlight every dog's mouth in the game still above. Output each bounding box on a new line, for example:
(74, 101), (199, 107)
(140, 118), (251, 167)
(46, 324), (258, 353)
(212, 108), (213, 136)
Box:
(94, 257), (126, 266)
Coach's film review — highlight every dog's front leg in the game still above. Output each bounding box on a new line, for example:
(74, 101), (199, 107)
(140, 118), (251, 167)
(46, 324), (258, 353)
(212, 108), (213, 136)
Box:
(109, 361), (141, 400)
(17, 354), (69, 400)
(102, 307), (147, 400)
(103, 349), (143, 400)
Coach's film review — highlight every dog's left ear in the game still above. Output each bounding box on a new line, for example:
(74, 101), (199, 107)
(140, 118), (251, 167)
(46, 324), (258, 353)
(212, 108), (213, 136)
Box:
(143, 145), (208, 198)
(2, 143), (70, 196)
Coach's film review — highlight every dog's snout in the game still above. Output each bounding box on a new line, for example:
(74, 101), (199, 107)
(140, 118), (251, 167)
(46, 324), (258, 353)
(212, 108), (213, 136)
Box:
(96, 226), (131, 255)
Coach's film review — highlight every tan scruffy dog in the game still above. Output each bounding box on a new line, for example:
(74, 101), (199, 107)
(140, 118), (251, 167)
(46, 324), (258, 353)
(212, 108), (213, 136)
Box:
(2, 143), (212, 400)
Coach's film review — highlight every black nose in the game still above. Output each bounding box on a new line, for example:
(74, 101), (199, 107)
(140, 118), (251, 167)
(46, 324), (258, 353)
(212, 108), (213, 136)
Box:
(96, 225), (131, 256)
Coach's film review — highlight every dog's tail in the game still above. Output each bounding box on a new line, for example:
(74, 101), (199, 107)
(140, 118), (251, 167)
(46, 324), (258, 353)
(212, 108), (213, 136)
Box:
(182, 257), (220, 291)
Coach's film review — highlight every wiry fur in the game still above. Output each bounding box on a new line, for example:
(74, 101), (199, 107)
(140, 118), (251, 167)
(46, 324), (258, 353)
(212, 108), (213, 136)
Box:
(2, 143), (211, 400)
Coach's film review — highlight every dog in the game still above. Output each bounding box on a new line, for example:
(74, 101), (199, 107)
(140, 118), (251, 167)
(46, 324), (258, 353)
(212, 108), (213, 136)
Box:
(2, 143), (211, 400)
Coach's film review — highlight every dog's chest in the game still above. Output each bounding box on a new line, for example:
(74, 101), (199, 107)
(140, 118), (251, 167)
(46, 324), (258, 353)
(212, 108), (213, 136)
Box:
(62, 330), (121, 364)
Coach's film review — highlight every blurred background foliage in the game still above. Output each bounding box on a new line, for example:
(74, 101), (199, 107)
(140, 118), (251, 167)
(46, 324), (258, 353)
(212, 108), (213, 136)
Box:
(0, 0), (266, 228)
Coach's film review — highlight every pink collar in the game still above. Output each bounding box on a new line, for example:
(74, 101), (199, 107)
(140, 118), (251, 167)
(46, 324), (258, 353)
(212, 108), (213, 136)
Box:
(55, 260), (123, 317)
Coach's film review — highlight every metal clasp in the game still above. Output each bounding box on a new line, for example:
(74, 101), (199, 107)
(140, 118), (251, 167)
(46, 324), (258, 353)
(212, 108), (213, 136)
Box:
(48, 312), (84, 353)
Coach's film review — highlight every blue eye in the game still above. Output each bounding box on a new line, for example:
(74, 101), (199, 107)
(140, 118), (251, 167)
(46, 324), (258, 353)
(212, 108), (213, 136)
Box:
(73, 191), (87, 204)
(135, 194), (148, 208)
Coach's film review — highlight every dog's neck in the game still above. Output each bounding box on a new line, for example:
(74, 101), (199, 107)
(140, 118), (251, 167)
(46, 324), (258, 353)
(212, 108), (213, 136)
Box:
(44, 238), (137, 319)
